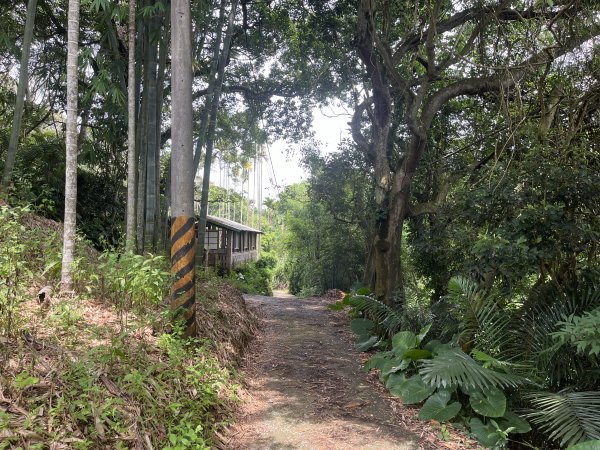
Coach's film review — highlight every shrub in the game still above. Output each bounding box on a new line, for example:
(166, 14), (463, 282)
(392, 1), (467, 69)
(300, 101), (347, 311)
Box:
(0, 206), (30, 337)
(255, 255), (277, 270)
(231, 260), (273, 296)
(552, 307), (600, 357)
(89, 251), (170, 329)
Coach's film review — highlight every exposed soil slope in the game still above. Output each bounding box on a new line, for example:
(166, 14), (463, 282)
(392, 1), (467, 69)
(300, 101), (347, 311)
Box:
(224, 292), (476, 450)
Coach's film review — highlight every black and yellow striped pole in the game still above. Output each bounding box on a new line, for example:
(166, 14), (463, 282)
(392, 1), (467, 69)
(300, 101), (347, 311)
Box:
(170, 0), (196, 337)
(170, 216), (196, 336)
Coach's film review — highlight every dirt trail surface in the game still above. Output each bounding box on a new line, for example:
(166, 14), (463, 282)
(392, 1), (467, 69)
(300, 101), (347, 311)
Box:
(223, 291), (467, 450)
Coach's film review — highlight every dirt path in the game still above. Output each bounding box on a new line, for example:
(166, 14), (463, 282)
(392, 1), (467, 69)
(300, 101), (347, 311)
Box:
(222, 292), (436, 450)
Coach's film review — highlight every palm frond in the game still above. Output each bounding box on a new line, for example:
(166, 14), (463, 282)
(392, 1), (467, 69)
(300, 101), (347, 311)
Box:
(447, 276), (481, 306)
(525, 391), (600, 447)
(445, 276), (512, 355)
(467, 295), (512, 356)
(419, 347), (527, 391)
(348, 295), (403, 337)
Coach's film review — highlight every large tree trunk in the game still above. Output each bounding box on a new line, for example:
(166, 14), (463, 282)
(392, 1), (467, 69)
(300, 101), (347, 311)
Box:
(170, 0), (196, 336)
(373, 184), (410, 303)
(366, 122), (429, 303)
(1, 0), (38, 191)
(352, 0), (600, 305)
(60, 0), (80, 292)
(125, 0), (137, 251)
(136, 93), (148, 251)
(131, 9), (143, 252)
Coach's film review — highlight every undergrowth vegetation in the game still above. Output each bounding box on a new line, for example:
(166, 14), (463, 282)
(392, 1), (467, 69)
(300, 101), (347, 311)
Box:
(0, 205), (248, 448)
(230, 257), (275, 296)
(333, 280), (600, 449)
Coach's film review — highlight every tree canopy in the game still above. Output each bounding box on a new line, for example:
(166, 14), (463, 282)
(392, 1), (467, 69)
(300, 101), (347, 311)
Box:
(1, 0), (599, 447)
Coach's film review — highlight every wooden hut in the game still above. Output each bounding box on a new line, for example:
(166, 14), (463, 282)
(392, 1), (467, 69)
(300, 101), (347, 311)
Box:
(202, 215), (262, 269)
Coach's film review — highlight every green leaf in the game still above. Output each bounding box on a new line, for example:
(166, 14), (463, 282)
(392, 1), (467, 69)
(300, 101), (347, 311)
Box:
(351, 318), (374, 336)
(469, 418), (507, 448)
(469, 388), (507, 418)
(375, 338), (390, 349)
(346, 295), (403, 336)
(403, 349), (432, 361)
(525, 391), (600, 447)
(392, 331), (417, 352)
(424, 340), (454, 355)
(471, 349), (500, 368)
(497, 410), (531, 434)
(356, 335), (378, 352)
(397, 375), (436, 404)
(380, 357), (409, 378)
(327, 301), (346, 311)
(364, 352), (392, 371)
(567, 441), (600, 450)
(419, 390), (462, 422)
(385, 372), (406, 390)
(14, 371), (39, 390)
(417, 323), (432, 345)
(460, 383), (479, 396)
(419, 348), (526, 390)
(471, 349), (522, 371)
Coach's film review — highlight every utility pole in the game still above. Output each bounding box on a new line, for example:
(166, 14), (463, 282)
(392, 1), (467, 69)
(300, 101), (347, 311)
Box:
(170, 0), (196, 336)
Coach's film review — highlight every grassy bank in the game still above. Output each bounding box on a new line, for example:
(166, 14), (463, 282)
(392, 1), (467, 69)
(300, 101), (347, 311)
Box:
(0, 205), (257, 449)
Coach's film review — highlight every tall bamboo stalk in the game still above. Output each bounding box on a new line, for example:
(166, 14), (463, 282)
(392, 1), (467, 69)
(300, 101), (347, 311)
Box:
(1, 0), (38, 191)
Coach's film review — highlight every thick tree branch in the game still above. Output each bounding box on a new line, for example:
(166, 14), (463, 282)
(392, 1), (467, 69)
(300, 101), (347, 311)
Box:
(356, 0), (392, 130)
(422, 27), (600, 128)
(393, 2), (580, 63)
(350, 97), (371, 160)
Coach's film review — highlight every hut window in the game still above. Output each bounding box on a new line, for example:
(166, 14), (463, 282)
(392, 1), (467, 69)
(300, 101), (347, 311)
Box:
(205, 230), (219, 250)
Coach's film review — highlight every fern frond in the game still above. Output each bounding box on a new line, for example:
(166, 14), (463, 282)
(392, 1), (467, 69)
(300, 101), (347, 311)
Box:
(419, 347), (528, 390)
(510, 290), (600, 387)
(553, 307), (600, 357)
(525, 391), (600, 447)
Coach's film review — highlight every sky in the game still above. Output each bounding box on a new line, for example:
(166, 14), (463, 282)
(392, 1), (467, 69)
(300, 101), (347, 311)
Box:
(263, 105), (352, 195)
(208, 104), (352, 203)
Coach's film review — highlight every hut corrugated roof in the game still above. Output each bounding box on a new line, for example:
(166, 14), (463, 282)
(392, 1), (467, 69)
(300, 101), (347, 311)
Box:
(205, 215), (263, 233)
